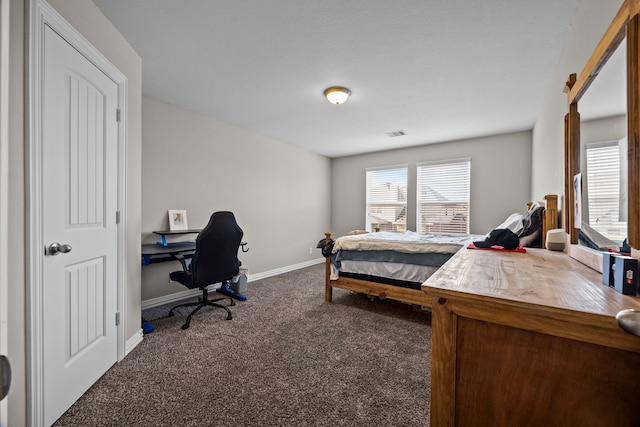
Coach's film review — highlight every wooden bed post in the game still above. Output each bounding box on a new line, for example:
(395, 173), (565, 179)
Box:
(324, 232), (333, 303)
(527, 196), (558, 248)
(542, 194), (558, 248)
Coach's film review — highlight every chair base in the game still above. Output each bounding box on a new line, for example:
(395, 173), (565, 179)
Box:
(168, 287), (235, 329)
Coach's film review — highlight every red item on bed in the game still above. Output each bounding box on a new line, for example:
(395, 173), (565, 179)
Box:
(467, 243), (526, 252)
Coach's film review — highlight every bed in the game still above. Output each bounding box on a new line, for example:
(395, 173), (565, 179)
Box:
(322, 194), (559, 307)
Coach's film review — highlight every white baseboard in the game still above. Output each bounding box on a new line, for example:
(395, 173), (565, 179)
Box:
(247, 258), (324, 281)
(125, 329), (144, 355)
(141, 287), (205, 310)
(141, 258), (324, 309)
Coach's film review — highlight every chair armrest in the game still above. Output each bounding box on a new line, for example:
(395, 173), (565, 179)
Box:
(172, 252), (189, 272)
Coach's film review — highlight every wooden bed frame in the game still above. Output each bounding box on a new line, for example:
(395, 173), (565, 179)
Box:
(324, 194), (559, 307)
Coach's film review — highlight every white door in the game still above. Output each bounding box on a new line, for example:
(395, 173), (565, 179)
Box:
(42, 24), (119, 425)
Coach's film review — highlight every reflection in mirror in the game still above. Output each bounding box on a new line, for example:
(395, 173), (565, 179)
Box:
(578, 38), (628, 251)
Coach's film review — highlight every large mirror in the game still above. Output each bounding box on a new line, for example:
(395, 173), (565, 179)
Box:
(564, 0), (640, 264)
(578, 38), (627, 251)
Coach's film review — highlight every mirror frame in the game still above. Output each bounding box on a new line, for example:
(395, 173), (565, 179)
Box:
(564, 0), (640, 252)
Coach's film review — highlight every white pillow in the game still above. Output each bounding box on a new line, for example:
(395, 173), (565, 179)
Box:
(494, 213), (524, 235)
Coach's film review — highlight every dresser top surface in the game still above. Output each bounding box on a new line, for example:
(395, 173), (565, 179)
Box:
(422, 247), (640, 318)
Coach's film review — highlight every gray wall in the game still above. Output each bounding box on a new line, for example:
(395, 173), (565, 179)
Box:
(581, 115), (626, 146)
(531, 0), (623, 205)
(331, 131), (532, 237)
(141, 97), (330, 302)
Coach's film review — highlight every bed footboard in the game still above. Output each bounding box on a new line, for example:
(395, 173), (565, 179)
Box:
(325, 254), (333, 303)
(324, 242), (432, 307)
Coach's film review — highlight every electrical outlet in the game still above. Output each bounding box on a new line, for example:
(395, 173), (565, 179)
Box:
(309, 247), (313, 254)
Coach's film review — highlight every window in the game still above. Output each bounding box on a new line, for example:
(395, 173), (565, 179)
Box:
(416, 159), (470, 234)
(365, 165), (407, 232)
(585, 140), (627, 243)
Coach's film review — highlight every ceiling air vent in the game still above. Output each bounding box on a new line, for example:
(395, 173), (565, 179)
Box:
(386, 130), (407, 137)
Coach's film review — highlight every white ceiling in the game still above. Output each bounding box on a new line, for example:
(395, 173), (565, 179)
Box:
(92, 0), (581, 158)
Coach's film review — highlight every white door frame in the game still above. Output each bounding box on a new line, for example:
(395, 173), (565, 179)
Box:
(0, 0), (10, 425)
(27, 1), (128, 425)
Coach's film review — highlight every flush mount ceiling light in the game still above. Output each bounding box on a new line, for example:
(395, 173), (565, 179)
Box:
(324, 86), (351, 105)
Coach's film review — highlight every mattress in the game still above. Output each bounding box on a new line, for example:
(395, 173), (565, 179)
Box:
(330, 231), (484, 283)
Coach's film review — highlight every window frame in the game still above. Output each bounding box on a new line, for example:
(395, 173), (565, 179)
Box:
(416, 158), (471, 235)
(365, 165), (408, 232)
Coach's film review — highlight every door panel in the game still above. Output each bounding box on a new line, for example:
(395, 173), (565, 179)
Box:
(66, 257), (105, 360)
(69, 74), (105, 226)
(42, 24), (118, 426)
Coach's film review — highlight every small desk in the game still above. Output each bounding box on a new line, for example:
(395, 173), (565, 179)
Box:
(143, 229), (249, 265)
(141, 242), (196, 266)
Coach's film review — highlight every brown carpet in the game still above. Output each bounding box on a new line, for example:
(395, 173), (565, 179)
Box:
(54, 264), (432, 426)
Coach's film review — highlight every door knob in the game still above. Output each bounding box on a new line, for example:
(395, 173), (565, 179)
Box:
(0, 355), (10, 401)
(47, 242), (72, 256)
(616, 309), (640, 336)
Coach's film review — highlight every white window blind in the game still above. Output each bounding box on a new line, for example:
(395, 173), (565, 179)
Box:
(365, 165), (407, 232)
(416, 159), (470, 234)
(585, 141), (627, 243)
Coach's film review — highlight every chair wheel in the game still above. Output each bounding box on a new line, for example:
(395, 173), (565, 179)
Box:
(181, 323), (190, 330)
(167, 311), (174, 317)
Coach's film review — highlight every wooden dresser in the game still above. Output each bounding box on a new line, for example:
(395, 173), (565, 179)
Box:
(422, 248), (640, 427)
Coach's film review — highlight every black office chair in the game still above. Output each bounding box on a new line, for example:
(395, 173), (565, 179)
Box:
(168, 211), (243, 329)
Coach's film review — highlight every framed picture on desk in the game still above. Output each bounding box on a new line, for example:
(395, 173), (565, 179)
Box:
(168, 209), (188, 231)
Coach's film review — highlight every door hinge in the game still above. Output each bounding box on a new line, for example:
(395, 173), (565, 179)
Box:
(115, 211), (121, 224)
(115, 312), (121, 326)
(116, 109), (121, 122)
